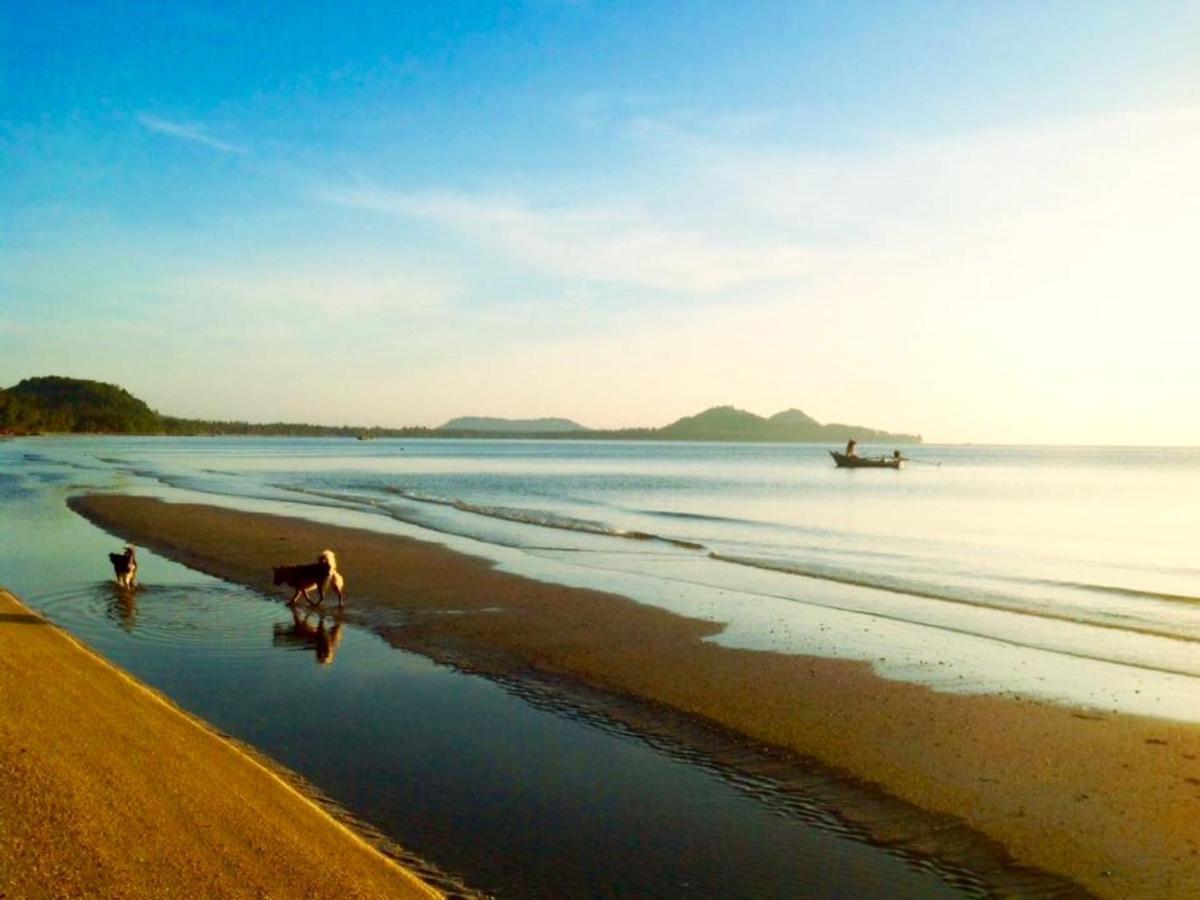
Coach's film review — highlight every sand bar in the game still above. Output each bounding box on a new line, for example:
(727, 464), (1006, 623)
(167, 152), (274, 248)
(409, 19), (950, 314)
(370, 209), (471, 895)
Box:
(0, 586), (441, 899)
(70, 493), (1200, 898)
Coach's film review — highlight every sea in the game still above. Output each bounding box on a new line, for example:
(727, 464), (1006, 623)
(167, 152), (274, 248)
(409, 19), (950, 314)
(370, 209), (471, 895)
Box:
(3, 435), (1195, 897)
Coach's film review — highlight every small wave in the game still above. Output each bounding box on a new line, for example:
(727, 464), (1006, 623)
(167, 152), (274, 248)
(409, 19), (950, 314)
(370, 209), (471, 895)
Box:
(273, 483), (709, 551)
(0, 472), (36, 499)
(710, 552), (983, 605)
(382, 486), (707, 550)
(643, 509), (917, 564)
(641, 508), (764, 527)
(41, 458), (110, 473)
(132, 472), (324, 510)
(381, 485), (457, 506)
(15, 451), (95, 474)
(21, 453), (104, 473)
(271, 484), (541, 552)
(708, 552), (1200, 646)
(1047, 580), (1200, 606)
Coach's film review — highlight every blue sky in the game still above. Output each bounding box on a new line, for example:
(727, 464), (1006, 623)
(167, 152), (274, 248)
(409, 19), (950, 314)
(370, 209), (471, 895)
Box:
(3, 2), (1199, 441)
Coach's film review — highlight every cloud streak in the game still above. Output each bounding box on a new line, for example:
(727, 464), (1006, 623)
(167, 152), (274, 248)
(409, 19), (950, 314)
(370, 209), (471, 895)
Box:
(317, 187), (830, 294)
(136, 113), (248, 155)
(317, 106), (1200, 300)
(170, 266), (453, 317)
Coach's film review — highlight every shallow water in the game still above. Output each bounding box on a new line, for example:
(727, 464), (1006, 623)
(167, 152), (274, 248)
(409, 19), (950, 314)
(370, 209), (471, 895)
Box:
(11, 435), (1200, 720)
(0, 437), (1020, 897)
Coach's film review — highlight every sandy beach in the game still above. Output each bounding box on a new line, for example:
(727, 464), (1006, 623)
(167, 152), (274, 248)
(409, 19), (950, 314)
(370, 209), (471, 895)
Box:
(0, 586), (441, 899)
(69, 493), (1200, 898)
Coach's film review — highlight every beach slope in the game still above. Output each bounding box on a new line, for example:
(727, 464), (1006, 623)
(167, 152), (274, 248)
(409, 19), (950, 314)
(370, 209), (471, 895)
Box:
(0, 587), (440, 899)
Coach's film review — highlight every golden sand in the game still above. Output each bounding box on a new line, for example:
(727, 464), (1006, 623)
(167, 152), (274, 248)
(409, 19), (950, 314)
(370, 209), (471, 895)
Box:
(70, 493), (1200, 898)
(0, 587), (440, 900)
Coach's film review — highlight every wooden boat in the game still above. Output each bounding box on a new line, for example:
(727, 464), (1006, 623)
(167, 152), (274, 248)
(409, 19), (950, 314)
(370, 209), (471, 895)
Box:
(829, 450), (906, 469)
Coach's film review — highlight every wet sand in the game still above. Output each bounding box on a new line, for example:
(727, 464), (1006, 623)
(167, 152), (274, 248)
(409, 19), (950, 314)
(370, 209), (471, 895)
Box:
(0, 586), (440, 899)
(70, 493), (1200, 898)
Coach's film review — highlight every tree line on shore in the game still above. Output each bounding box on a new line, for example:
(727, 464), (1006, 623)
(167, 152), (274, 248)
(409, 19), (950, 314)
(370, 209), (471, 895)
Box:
(0, 377), (431, 438)
(0, 376), (921, 444)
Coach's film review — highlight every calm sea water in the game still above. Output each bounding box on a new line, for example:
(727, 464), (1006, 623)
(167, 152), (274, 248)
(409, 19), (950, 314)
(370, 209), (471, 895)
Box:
(0, 435), (1191, 895)
(12, 436), (1200, 716)
(3, 434), (1041, 898)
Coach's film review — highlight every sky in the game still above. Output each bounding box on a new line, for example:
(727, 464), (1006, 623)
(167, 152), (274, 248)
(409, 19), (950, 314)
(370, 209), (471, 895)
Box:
(2, 1), (1199, 443)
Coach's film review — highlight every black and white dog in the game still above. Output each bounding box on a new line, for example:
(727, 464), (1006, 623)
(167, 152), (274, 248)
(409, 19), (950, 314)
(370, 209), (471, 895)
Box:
(108, 545), (137, 589)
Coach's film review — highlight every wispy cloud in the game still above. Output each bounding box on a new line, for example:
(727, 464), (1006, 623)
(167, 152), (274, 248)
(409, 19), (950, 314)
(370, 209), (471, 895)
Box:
(169, 264), (454, 318)
(136, 113), (248, 155)
(317, 187), (827, 294)
(319, 105), (1200, 299)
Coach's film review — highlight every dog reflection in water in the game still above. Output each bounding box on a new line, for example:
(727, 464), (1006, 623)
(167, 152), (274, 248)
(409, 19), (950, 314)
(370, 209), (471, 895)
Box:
(107, 585), (139, 633)
(273, 606), (344, 666)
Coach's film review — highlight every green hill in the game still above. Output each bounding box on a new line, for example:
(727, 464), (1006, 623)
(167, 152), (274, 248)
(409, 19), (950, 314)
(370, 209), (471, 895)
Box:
(651, 405), (917, 443)
(768, 408), (820, 428)
(2, 377), (162, 434)
(657, 406), (773, 440)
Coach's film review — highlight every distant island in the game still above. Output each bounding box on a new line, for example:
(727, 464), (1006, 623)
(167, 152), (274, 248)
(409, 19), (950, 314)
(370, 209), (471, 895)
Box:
(0, 376), (921, 444)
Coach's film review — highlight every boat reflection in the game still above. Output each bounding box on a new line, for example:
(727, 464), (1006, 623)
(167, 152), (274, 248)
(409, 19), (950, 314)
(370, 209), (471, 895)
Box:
(272, 606), (344, 666)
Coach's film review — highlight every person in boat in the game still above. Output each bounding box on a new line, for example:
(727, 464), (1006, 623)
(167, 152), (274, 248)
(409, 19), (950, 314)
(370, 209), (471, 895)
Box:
(845, 439), (858, 457)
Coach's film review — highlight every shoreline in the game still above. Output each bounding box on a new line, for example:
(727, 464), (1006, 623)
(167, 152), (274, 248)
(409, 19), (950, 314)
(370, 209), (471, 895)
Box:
(0, 586), (443, 899)
(69, 493), (1200, 898)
